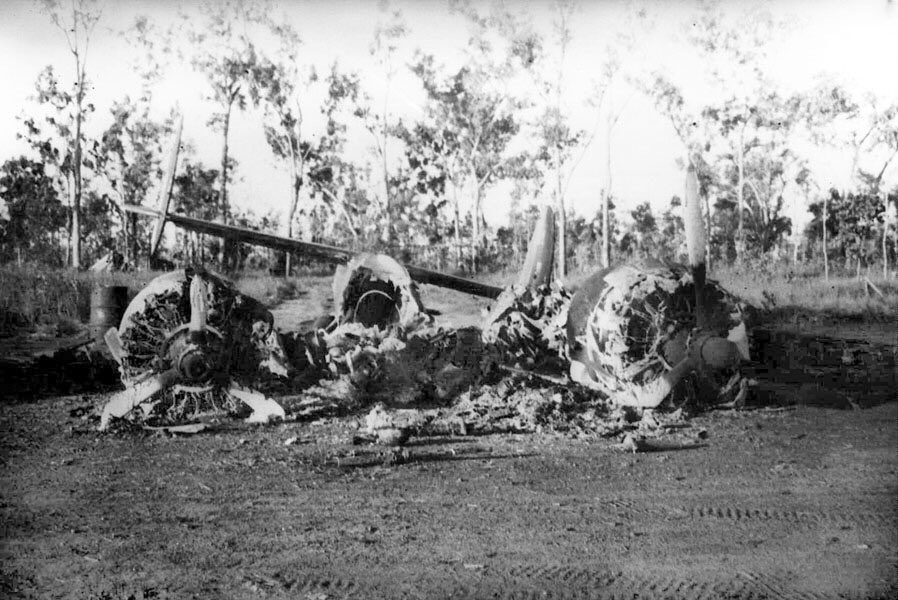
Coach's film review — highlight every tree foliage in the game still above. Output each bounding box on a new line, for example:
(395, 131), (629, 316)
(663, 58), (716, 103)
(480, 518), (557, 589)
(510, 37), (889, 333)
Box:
(0, 157), (68, 265)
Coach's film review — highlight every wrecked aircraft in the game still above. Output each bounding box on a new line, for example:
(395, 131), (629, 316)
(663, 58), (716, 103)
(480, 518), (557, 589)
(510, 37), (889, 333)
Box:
(99, 159), (753, 432)
(97, 120), (753, 431)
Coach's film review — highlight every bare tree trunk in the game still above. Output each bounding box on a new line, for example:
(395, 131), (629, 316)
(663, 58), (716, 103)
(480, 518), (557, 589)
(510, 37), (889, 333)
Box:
(556, 199), (566, 279)
(128, 213), (138, 265)
(286, 107), (305, 276)
(473, 188), (480, 249)
(555, 146), (566, 278)
(883, 196), (889, 280)
(220, 108), (232, 224)
(453, 188), (462, 270)
(704, 192), (712, 271)
(472, 186), (481, 273)
(884, 224), (888, 280)
(285, 150), (299, 277)
(382, 140), (391, 247)
(601, 189), (609, 268)
(735, 123), (745, 264)
(285, 188), (298, 277)
(218, 105), (232, 269)
(65, 179), (73, 267)
(72, 76), (84, 269)
(823, 193), (829, 282)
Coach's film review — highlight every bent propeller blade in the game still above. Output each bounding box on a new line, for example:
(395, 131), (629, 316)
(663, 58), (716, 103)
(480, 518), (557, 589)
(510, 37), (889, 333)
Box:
(99, 368), (180, 430)
(188, 273), (209, 335)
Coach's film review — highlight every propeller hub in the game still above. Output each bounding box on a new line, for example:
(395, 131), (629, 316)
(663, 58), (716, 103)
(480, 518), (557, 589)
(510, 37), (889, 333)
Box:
(178, 346), (213, 382)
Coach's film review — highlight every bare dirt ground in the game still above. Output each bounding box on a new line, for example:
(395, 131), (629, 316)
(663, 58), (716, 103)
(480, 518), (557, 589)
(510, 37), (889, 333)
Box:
(1, 283), (896, 599)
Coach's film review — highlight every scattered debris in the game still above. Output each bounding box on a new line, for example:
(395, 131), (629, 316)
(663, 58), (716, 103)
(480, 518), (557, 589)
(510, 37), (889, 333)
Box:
(229, 386), (286, 424)
(358, 403), (429, 446)
(482, 282), (571, 372)
(0, 341), (120, 401)
(619, 433), (650, 453)
(431, 378), (601, 436)
(144, 423), (210, 435)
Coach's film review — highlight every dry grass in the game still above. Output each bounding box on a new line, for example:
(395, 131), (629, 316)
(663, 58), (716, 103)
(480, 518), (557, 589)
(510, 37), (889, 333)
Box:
(0, 265), (326, 337)
(0, 265), (161, 336)
(714, 264), (898, 321)
(560, 260), (897, 327)
(2, 259), (894, 339)
(233, 271), (317, 308)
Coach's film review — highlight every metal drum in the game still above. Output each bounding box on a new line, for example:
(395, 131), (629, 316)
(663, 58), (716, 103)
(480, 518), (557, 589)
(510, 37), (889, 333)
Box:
(89, 285), (129, 342)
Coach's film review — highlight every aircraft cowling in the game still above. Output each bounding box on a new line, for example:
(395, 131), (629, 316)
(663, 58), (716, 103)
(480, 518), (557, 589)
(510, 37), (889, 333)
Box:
(566, 261), (750, 404)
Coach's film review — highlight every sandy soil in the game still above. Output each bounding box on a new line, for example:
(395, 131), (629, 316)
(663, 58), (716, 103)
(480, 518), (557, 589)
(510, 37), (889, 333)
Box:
(1, 282), (896, 599)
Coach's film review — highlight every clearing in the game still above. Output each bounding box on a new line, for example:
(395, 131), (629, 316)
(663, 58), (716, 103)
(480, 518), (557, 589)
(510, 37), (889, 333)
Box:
(1, 281), (896, 599)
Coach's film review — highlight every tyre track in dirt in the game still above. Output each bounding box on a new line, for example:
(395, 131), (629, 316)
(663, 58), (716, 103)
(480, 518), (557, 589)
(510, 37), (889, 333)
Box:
(737, 571), (841, 600)
(247, 563), (878, 600)
(376, 565), (822, 600)
(659, 459), (894, 489)
(670, 505), (895, 527)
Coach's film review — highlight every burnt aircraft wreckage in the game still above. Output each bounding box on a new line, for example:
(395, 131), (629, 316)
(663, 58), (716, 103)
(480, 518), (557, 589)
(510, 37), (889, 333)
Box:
(98, 119), (752, 432)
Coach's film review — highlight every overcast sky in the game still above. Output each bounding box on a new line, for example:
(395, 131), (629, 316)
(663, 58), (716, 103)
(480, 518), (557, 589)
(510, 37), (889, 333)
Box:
(1, 0), (896, 233)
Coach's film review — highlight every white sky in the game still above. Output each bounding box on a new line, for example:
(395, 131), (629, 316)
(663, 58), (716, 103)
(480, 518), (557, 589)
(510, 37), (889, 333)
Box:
(1, 0), (896, 234)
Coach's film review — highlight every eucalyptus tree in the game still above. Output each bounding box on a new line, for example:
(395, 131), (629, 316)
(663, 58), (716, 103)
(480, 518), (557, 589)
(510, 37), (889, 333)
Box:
(37, 0), (102, 268)
(247, 20), (316, 274)
(0, 157), (68, 265)
(797, 83), (898, 276)
(517, 0), (583, 277)
(643, 0), (795, 263)
(356, 2), (408, 246)
(181, 0), (270, 229)
(405, 52), (521, 270)
(400, 1), (537, 270)
(97, 99), (174, 263)
(18, 65), (101, 267)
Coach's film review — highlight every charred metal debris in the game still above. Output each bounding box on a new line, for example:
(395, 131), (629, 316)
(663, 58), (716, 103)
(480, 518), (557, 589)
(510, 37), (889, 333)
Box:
(93, 254), (763, 445)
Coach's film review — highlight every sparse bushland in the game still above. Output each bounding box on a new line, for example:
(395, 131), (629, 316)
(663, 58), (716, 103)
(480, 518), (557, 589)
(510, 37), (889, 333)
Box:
(561, 258), (897, 324)
(1, 254), (894, 340)
(712, 259), (897, 323)
(0, 264), (160, 337)
(0, 264), (334, 338)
